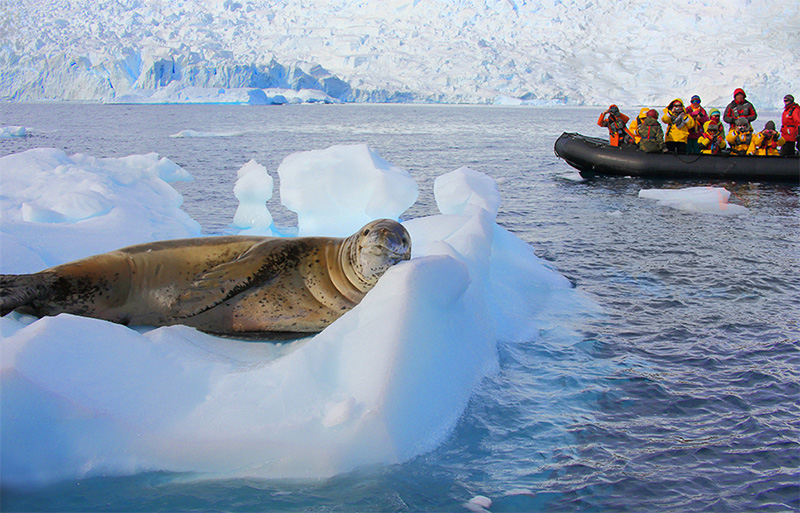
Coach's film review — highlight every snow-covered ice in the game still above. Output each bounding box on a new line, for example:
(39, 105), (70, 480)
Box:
(2, 0), (797, 106)
(0, 149), (198, 272)
(278, 144), (419, 237)
(230, 159), (276, 235)
(0, 144), (577, 488)
(639, 187), (749, 215)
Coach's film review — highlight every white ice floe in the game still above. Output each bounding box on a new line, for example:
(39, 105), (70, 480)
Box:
(639, 186), (749, 215)
(0, 144), (577, 488)
(169, 129), (247, 137)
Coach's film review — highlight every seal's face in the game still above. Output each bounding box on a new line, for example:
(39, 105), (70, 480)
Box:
(352, 219), (411, 285)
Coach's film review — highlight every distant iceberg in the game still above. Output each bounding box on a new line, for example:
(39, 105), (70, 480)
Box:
(110, 83), (341, 105)
(0, 126), (29, 138)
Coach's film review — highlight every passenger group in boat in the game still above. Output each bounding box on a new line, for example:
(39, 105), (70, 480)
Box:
(598, 89), (798, 157)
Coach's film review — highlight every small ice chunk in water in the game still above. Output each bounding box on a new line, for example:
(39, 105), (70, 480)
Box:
(464, 495), (493, 512)
(0, 126), (27, 138)
(639, 186), (749, 215)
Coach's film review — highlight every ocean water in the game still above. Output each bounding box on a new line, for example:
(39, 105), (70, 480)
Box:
(1, 103), (798, 512)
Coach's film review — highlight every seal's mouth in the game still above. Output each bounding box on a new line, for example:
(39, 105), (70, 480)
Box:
(361, 230), (411, 262)
(362, 242), (410, 264)
(366, 245), (409, 265)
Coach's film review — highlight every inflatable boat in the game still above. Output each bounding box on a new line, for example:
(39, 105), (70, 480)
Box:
(554, 132), (799, 183)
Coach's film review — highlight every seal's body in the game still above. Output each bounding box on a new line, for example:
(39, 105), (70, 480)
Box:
(0, 219), (411, 338)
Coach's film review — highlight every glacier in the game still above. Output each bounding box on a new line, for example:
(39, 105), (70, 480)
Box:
(1, 0), (798, 106)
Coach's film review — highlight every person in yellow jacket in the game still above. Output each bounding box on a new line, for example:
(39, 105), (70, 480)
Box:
(661, 99), (695, 154)
(726, 118), (753, 155)
(697, 121), (726, 155)
(748, 121), (785, 156)
(707, 108), (723, 130)
(629, 107), (652, 144)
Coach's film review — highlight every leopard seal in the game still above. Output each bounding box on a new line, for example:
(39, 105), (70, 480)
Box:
(0, 219), (411, 339)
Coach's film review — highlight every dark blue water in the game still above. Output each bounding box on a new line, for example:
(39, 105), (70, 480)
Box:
(1, 103), (798, 512)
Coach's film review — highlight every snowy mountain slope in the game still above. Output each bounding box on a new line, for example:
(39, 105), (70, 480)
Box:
(1, 0), (798, 105)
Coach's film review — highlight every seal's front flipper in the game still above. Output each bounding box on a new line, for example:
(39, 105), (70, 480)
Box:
(0, 273), (59, 316)
(172, 240), (292, 318)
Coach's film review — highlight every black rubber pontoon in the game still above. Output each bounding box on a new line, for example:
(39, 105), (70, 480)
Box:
(554, 132), (799, 182)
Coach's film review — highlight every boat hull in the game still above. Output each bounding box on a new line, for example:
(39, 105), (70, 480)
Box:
(554, 132), (799, 183)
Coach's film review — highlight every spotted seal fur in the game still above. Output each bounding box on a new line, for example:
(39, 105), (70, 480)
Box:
(0, 219), (411, 339)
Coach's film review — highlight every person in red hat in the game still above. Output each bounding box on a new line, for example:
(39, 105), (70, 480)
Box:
(636, 109), (665, 153)
(780, 94), (800, 156)
(723, 88), (757, 129)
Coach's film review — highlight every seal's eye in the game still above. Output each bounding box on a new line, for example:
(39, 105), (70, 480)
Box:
(363, 229), (370, 236)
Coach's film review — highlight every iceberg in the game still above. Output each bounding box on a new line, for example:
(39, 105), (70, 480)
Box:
(111, 83), (341, 105)
(639, 186), (749, 215)
(0, 144), (576, 488)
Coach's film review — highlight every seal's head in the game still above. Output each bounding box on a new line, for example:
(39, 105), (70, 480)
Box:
(346, 219), (411, 290)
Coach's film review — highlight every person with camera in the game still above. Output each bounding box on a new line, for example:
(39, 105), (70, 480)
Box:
(748, 121), (785, 156)
(597, 105), (634, 147)
(780, 94), (799, 156)
(685, 95), (710, 154)
(636, 109), (666, 153)
(698, 117), (726, 155)
(661, 98), (695, 154)
(629, 107), (652, 144)
(726, 118), (754, 155)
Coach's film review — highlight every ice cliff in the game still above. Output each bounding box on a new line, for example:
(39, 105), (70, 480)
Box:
(1, 0), (798, 106)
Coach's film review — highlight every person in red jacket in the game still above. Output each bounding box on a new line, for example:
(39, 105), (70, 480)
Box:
(685, 95), (709, 154)
(780, 94), (800, 156)
(597, 105), (634, 147)
(723, 88), (758, 129)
